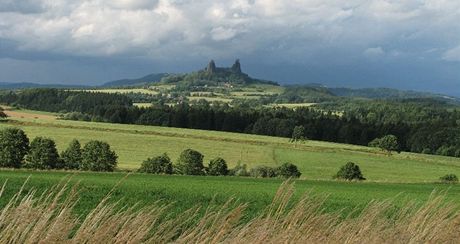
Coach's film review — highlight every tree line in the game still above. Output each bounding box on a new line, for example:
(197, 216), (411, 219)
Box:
(139, 148), (302, 178)
(0, 128), (117, 171)
(0, 127), (302, 178)
(1, 89), (459, 158)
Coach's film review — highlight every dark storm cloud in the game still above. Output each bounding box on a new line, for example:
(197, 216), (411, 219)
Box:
(0, 0), (459, 95)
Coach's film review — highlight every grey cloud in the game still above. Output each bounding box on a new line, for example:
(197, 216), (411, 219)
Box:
(0, 0), (459, 96)
(0, 0), (44, 14)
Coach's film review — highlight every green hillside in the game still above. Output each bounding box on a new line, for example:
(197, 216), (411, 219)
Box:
(1, 108), (459, 183)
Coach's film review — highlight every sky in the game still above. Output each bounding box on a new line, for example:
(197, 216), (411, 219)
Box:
(0, 0), (460, 96)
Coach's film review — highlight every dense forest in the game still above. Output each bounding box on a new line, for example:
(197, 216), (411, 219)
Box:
(0, 89), (459, 158)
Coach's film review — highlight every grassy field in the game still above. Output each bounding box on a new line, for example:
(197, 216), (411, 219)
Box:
(78, 88), (158, 95)
(133, 102), (153, 108)
(1, 107), (460, 236)
(1, 107), (460, 183)
(1, 170), (459, 218)
(268, 103), (317, 108)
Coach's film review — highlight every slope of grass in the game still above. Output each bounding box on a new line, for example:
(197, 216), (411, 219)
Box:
(0, 108), (459, 182)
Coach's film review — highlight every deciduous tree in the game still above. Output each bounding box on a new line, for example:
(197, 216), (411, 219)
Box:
(25, 137), (61, 169)
(81, 140), (117, 172)
(176, 149), (204, 175)
(61, 139), (83, 170)
(0, 128), (29, 168)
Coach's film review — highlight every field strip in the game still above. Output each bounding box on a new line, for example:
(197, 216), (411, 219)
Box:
(5, 119), (381, 155)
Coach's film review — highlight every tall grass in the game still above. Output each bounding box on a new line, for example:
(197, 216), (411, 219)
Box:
(0, 179), (459, 243)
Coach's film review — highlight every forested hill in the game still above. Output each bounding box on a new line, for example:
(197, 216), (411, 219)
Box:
(329, 87), (460, 103)
(101, 73), (169, 87)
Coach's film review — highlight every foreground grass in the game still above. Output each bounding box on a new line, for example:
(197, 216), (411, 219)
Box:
(1, 170), (460, 220)
(1, 177), (460, 243)
(1, 113), (460, 182)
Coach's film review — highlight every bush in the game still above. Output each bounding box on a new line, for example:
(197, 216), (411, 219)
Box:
(277, 163), (301, 178)
(61, 139), (82, 170)
(0, 128), (29, 168)
(207, 157), (229, 176)
(25, 137), (61, 169)
(139, 154), (173, 174)
(61, 112), (91, 121)
(81, 140), (118, 172)
(250, 166), (278, 178)
(439, 174), (458, 183)
(176, 149), (205, 175)
(368, 138), (381, 148)
(228, 163), (249, 176)
(334, 162), (365, 181)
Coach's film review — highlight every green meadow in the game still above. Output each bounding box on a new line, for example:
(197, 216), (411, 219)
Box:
(1, 170), (459, 218)
(1, 108), (460, 183)
(1, 108), (460, 220)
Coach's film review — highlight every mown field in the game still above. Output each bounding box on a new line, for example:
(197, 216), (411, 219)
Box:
(1, 107), (460, 183)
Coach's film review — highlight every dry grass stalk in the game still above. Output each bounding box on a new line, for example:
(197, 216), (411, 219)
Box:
(0, 178), (459, 243)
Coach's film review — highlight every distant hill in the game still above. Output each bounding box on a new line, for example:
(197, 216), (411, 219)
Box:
(329, 87), (460, 103)
(272, 85), (337, 103)
(160, 60), (279, 86)
(101, 73), (169, 87)
(0, 82), (88, 89)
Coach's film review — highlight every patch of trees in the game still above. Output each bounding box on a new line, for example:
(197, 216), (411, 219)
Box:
(369, 135), (400, 155)
(0, 88), (132, 119)
(0, 128), (117, 171)
(274, 85), (338, 103)
(138, 149), (302, 178)
(1, 89), (460, 158)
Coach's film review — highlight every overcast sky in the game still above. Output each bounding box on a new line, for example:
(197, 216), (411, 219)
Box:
(0, 0), (459, 96)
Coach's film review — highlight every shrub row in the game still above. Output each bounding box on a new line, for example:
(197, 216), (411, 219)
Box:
(0, 128), (117, 171)
(139, 148), (302, 178)
(332, 162), (458, 184)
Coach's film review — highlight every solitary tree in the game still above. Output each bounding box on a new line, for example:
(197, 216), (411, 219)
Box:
(378, 135), (399, 155)
(277, 163), (301, 178)
(207, 157), (229, 176)
(61, 139), (83, 170)
(81, 140), (117, 172)
(0, 128), (29, 168)
(334, 162), (365, 181)
(290, 125), (306, 144)
(139, 153), (173, 174)
(176, 149), (205, 175)
(25, 137), (61, 169)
